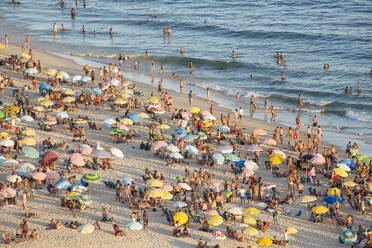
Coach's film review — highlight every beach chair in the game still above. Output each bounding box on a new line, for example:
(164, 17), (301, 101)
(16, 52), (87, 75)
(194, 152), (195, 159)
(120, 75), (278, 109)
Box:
(296, 209), (303, 217)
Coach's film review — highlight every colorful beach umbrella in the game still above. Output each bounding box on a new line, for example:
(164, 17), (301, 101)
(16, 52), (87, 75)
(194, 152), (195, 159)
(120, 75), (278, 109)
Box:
(22, 146), (39, 158)
(91, 149), (111, 159)
(173, 212), (188, 225)
(70, 153), (85, 166)
(256, 237), (273, 246)
(0, 139), (14, 147)
(244, 227), (258, 235)
(269, 154), (283, 165)
(0, 132), (11, 140)
(244, 207), (260, 214)
(31, 172), (46, 180)
(0, 187), (16, 198)
(151, 141), (167, 151)
(77, 195), (92, 205)
(312, 206), (328, 214)
(81, 173), (102, 183)
(7, 175), (22, 183)
(161, 191), (173, 200)
(189, 107), (200, 113)
(243, 216), (256, 225)
(207, 215), (223, 226)
(333, 168), (348, 177)
(45, 171), (60, 180)
(148, 188), (163, 198)
(65, 191), (80, 200)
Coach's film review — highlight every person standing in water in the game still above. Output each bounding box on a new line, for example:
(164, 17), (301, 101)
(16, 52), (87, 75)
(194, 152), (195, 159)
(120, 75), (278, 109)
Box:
(357, 83), (362, 94)
(53, 23), (58, 34)
(232, 50), (236, 59)
(281, 72), (285, 80)
(236, 92), (240, 105)
(4, 34), (8, 48)
(298, 94), (303, 108)
(151, 61), (155, 72)
(188, 61), (193, 74)
(271, 106), (277, 122)
(24, 35), (30, 49)
(81, 25), (86, 33)
(264, 97), (269, 110)
(109, 27), (113, 36)
(179, 80), (184, 94)
(188, 90), (193, 105)
(71, 8), (76, 19)
(61, 24), (66, 32)
(180, 47), (184, 56)
(206, 88), (210, 102)
(159, 63), (164, 73)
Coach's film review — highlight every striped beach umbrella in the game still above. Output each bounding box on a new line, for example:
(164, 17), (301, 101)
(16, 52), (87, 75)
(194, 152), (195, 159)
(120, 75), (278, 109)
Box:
(22, 146), (39, 158)
(65, 191), (80, 200)
(81, 173), (102, 183)
(243, 216), (256, 225)
(43, 117), (57, 125)
(91, 149), (111, 159)
(77, 195), (92, 205)
(225, 153), (240, 162)
(207, 215), (223, 226)
(161, 191), (173, 200)
(221, 189), (232, 198)
(244, 207), (260, 214)
(244, 227), (258, 235)
(6, 116), (21, 125)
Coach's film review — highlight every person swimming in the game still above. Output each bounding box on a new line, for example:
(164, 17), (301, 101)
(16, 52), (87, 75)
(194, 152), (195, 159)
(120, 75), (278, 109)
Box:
(180, 47), (184, 56)
(357, 83), (361, 94)
(232, 50), (236, 59)
(324, 64), (329, 69)
(81, 25), (86, 33)
(281, 72), (285, 80)
(71, 8), (76, 18)
(345, 87), (349, 94)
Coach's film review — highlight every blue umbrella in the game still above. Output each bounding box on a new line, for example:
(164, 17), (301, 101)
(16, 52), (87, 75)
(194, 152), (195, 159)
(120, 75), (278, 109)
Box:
(0, 156), (6, 164)
(174, 128), (187, 134)
(20, 115), (34, 122)
(323, 195), (343, 204)
(182, 134), (197, 142)
(218, 125), (230, 133)
(338, 159), (355, 170)
(89, 88), (102, 96)
(103, 118), (116, 126)
(175, 133), (186, 140)
(235, 159), (246, 168)
(55, 112), (69, 118)
(38, 83), (50, 92)
(55, 180), (72, 190)
(128, 113), (141, 122)
(185, 145), (198, 155)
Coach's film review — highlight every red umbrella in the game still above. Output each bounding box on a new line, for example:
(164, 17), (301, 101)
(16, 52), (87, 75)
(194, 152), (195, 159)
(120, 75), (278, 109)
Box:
(42, 151), (59, 164)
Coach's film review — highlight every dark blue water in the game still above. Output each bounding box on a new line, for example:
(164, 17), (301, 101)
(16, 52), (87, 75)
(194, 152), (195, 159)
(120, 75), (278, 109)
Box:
(1, 0), (372, 154)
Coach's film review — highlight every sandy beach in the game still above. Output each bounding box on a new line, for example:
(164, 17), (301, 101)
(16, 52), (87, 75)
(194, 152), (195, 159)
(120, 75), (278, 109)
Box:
(0, 40), (371, 248)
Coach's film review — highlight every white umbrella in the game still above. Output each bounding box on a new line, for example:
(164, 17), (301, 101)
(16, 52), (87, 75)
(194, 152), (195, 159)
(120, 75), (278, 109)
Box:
(19, 162), (35, 171)
(166, 144), (179, 153)
(0, 139), (14, 147)
(3, 159), (19, 167)
(337, 163), (351, 172)
(0, 156), (6, 163)
(79, 223), (95, 234)
(244, 160), (259, 171)
(111, 147), (124, 158)
(72, 185), (87, 193)
(178, 183), (191, 191)
(170, 152), (183, 159)
(272, 150), (286, 159)
(55, 181), (72, 190)
(185, 145), (198, 155)
(227, 206), (243, 215)
(218, 146), (233, 154)
(15, 168), (30, 177)
(172, 201), (187, 208)
(126, 222), (143, 231)
(103, 118), (116, 126)
(7, 174), (22, 183)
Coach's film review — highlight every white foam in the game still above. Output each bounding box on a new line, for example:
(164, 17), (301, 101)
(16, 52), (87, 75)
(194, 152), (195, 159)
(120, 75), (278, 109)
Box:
(345, 110), (372, 123)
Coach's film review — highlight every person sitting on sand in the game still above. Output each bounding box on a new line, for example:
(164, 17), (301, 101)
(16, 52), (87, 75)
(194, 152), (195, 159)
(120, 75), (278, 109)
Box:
(30, 229), (39, 240)
(56, 220), (64, 229)
(113, 224), (124, 236)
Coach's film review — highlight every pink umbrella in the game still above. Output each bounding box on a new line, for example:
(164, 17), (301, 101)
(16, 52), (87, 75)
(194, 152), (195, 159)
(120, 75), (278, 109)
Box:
(119, 124), (129, 131)
(70, 153), (85, 166)
(200, 110), (211, 116)
(76, 144), (92, 155)
(204, 209), (219, 216)
(181, 112), (191, 120)
(161, 185), (173, 192)
(263, 139), (277, 146)
(151, 141), (167, 151)
(31, 172), (46, 180)
(310, 155), (325, 165)
(45, 171), (60, 180)
(0, 187), (16, 198)
(252, 128), (267, 135)
(241, 169), (254, 178)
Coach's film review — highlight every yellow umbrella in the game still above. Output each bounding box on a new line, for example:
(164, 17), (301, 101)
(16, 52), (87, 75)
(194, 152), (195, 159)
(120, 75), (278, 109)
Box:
(269, 154), (283, 165)
(0, 44), (5, 50)
(173, 212), (188, 225)
(41, 99), (53, 107)
(75, 118), (87, 124)
(333, 168), (348, 177)
(207, 215), (223, 226)
(120, 118), (133, 125)
(147, 188), (163, 198)
(244, 207), (260, 214)
(48, 69), (57, 76)
(22, 52), (31, 59)
(33, 106), (45, 112)
(120, 93), (131, 99)
(146, 179), (164, 187)
(62, 89), (74, 95)
(243, 216), (256, 225)
(115, 98), (127, 104)
(328, 188), (341, 195)
(156, 124), (170, 130)
(256, 237), (272, 247)
(161, 191), (173, 200)
(284, 227), (297, 234)
(35, 97), (46, 103)
(0, 132), (11, 140)
(299, 195), (317, 203)
(138, 112), (149, 119)
(202, 120), (212, 128)
(3, 106), (19, 115)
(65, 191), (80, 200)
(22, 137), (37, 146)
(312, 206), (328, 214)
(63, 97), (75, 103)
(189, 107), (200, 113)
(149, 96), (158, 102)
(343, 181), (357, 187)
(244, 227), (258, 235)
(22, 128), (36, 137)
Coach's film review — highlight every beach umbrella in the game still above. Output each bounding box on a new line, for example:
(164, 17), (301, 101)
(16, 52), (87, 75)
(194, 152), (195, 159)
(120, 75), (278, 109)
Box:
(120, 118), (133, 125)
(77, 195), (92, 205)
(91, 149), (111, 159)
(227, 206), (243, 215)
(207, 215), (223, 226)
(284, 227), (298, 234)
(178, 183), (191, 191)
(40, 99), (53, 107)
(82, 173), (102, 183)
(33, 106), (45, 112)
(76, 144), (92, 155)
(201, 120), (212, 128)
(122, 176), (133, 186)
(148, 188), (163, 198)
(153, 108), (165, 114)
(78, 223), (95, 234)
(200, 110), (211, 116)
(20, 115), (34, 122)
(174, 128), (187, 134)
(269, 154), (283, 165)
(45, 171), (60, 180)
(3, 105), (19, 116)
(246, 145), (263, 152)
(340, 230), (358, 243)
(225, 153), (240, 162)
(243, 216), (256, 225)
(56, 71), (70, 80)
(103, 118), (116, 126)
(263, 183), (276, 190)
(263, 139), (277, 146)
(211, 231), (226, 240)
(217, 125), (230, 133)
(111, 147), (124, 158)
(244, 160), (259, 171)
(221, 189), (232, 198)
(299, 195), (317, 203)
(218, 145), (233, 154)
(147, 179), (164, 188)
(137, 112), (149, 119)
(232, 223), (249, 230)
(109, 78), (120, 86)
(72, 185), (87, 193)
(70, 153), (85, 166)
(357, 154), (370, 164)
(149, 96), (158, 103)
(31, 172), (46, 180)
(42, 151), (59, 164)
(328, 188), (341, 195)
(310, 153), (326, 165)
(337, 163), (351, 172)
(19, 162), (35, 171)
(25, 67), (38, 74)
(128, 113), (141, 122)
(166, 144), (179, 153)
(22, 128), (36, 137)
(272, 150), (286, 159)
(126, 222), (143, 231)
(0, 139), (14, 147)
(156, 124), (170, 130)
(338, 159), (355, 170)
(6, 116), (21, 125)
(172, 201), (187, 208)
(75, 118), (87, 124)
(43, 117), (57, 125)
(118, 124), (129, 132)
(0, 188), (16, 198)
(0, 111), (4, 119)
(62, 89), (75, 96)
(65, 192), (80, 200)
(323, 195), (342, 204)
(182, 134), (197, 142)
(333, 168), (348, 177)
(212, 153), (224, 165)
(55, 180), (72, 190)
(148, 101), (161, 108)
(241, 169), (254, 178)
(55, 111), (69, 118)
(111, 128), (124, 134)
(48, 69), (57, 76)
(175, 133), (186, 140)
(252, 128), (267, 135)
(244, 227), (258, 235)
(7, 175), (22, 183)
(185, 145), (198, 155)
(0, 132), (11, 140)
(161, 191), (173, 200)
(89, 88), (102, 96)
(181, 112), (191, 120)
(170, 152), (183, 159)
(312, 206), (328, 214)
(151, 141), (167, 151)
(114, 98), (127, 105)
(15, 168), (30, 177)
(63, 96), (75, 103)
(189, 107), (200, 113)
(256, 237), (273, 246)
(204, 210), (219, 217)
(0, 156), (6, 163)
(202, 114), (216, 120)
(244, 208), (260, 214)
(22, 146), (39, 158)
(343, 181), (357, 187)
(21, 137), (37, 146)
(173, 212), (188, 225)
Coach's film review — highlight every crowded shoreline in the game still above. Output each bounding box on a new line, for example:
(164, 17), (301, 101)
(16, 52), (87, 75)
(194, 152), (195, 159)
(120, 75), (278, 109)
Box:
(0, 21), (371, 248)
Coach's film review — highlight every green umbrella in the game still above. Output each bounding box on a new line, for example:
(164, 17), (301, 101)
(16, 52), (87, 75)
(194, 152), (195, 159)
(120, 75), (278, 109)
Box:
(22, 146), (39, 159)
(225, 153), (240, 162)
(357, 154), (370, 164)
(81, 173), (102, 183)
(0, 111), (4, 119)
(111, 128), (124, 134)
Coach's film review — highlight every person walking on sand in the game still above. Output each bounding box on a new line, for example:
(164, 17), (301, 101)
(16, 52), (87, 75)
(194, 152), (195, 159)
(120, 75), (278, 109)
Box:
(179, 80), (184, 94)
(188, 90), (193, 105)
(206, 88), (210, 102)
(143, 210), (149, 231)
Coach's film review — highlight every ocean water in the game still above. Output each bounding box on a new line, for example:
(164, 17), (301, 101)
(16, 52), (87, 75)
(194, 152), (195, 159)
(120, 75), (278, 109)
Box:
(1, 0), (372, 155)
